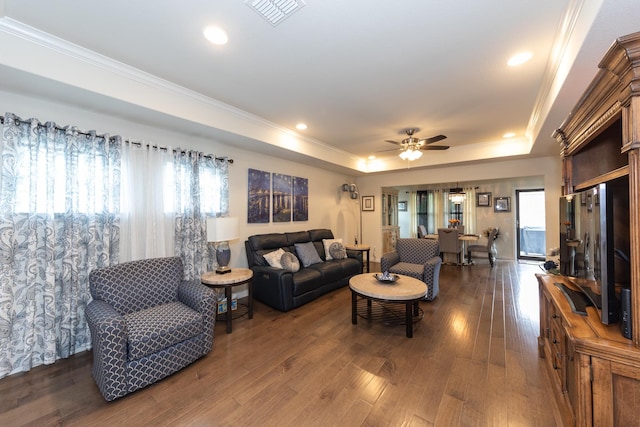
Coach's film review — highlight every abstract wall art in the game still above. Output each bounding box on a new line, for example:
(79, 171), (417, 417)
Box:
(293, 176), (308, 222)
(248, 168), (270, 223)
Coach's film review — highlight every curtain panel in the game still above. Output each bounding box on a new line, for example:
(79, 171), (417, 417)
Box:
(173, 149), (229, 281)
(0, 113), (121, 378)
(0, 113), (230, 379)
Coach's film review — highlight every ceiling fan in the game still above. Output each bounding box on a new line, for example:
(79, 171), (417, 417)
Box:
(382, 128), (449, 160)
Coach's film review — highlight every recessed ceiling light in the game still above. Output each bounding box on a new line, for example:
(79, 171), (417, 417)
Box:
(503, 132), (516, 138)
(368, 155), (376, 160)
(295, 123), (307, 130)
(204, 26), (228, 45)
(507, 52), (533, 66)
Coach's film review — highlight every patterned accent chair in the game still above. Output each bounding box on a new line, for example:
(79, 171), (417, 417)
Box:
(380, 238), (442, 300)
(86, 257), (216, 401)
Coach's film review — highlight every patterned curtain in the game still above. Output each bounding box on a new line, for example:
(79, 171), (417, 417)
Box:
(0, 113), (121, 378)
(173, 150), (229, 280)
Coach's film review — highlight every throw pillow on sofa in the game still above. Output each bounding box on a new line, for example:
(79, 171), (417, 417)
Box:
(329, 242), (347, 260)
(294, 242), (323, 267)
(263, 248), (286, 269)
(281, 251), (300, 272)
(322, 238), (346, 260)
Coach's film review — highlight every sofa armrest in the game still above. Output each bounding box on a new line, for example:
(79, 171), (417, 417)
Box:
(179, 280), (217, 313)
(250, 265), (295, 312)
(346, 250), (363, 265)
(85, 299), (128, 401)
(178, 280), (217, 352)
(423, 256), (442, 300)
(380, 252), (400, 272)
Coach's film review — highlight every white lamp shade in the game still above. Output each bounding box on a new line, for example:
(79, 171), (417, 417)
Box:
(207, 217), (239, 242)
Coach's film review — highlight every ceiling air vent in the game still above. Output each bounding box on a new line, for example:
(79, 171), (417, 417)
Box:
(245, 0), (306, 26)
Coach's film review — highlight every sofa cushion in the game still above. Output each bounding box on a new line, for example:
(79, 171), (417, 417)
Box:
(308, 229), (334, 241)
(329, 242), (347, 260)
(247, 233), (290, 267)
(263, 248), (285, 269)
(291, 268), (323, 296)
(333, 257), (362, 276)
(322, 238), (344, 260)
(125, 301), (203, 360)
(281, 251), (300, 272)
(286, 231), (312, 245)
(309, 261), (344, 283)
(89, 257), (183, 315)
(295, 242), (323, 267)
(387, 262), (424, 281)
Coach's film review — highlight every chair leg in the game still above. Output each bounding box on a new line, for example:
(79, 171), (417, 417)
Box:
(488, 252), (494, 267)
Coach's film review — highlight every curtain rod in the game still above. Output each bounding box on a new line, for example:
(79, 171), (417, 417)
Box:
(0, 115), (233, 164)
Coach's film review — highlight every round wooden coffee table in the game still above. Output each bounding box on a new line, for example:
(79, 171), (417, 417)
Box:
(349, 273), (427, 338)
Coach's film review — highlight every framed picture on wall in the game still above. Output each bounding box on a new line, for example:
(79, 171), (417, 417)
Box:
(362, 195), (375, 211)
(494, 196), (511, 212)
(398, 201), (407, 211)
(477, 192), (492, 207)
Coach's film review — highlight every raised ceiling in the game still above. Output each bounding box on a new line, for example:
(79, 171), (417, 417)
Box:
(0, 0), (639, 174)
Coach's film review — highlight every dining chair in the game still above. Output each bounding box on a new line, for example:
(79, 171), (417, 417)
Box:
(438, 228), (462, 265)
(467, 227), (498, 267)
(418, 225), (427, 238)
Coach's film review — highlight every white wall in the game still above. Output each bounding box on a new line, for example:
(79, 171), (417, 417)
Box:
(356, 157), (562, 261)
(0, 90), (360, 270)
(0, 89), (563, 266)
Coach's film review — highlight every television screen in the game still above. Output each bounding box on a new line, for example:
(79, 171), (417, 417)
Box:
(559, 183), (618, 324)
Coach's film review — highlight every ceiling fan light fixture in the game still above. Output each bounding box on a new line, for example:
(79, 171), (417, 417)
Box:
(399, 147), (422, 161)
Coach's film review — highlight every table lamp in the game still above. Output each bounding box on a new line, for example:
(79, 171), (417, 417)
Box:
(207, 217), (239, 274)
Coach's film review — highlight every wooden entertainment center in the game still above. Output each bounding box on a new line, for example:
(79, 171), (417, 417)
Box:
(538, 32), (640, 426)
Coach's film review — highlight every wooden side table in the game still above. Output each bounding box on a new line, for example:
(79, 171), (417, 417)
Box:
(201, 268), (253, 333)
(345, 244), (371, 273)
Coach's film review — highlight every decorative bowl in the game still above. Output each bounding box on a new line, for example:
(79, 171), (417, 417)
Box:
(373, 273), (399, 283)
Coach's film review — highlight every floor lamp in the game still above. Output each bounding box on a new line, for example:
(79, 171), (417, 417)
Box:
(342, 183), (362, 245)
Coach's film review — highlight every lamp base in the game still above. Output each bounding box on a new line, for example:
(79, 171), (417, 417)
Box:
(215, 266), (232, 274)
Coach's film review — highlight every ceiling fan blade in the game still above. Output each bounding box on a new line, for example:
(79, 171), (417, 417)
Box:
(423, 135), (447, 144)
(421, 145), (449, 151)
(385, 139), (402, 145)
(376, 147), (403, 153)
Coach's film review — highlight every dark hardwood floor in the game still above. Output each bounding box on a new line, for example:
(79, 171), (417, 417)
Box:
(0, 260), (562, 426)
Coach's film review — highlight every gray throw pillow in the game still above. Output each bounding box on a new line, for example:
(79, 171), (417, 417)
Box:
(281, 251), (300, 272)
(294, 242), (323, 267)
(329, 242), (347, 260)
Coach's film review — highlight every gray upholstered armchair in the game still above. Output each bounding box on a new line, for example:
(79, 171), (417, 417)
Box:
(380, 238), (442, 300)
(86, 257), (216, 401)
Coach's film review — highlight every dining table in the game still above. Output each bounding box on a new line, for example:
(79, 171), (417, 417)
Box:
(424, 233), (480, 265)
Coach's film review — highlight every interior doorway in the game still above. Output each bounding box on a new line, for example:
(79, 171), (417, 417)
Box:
(516, 189), (546, 261)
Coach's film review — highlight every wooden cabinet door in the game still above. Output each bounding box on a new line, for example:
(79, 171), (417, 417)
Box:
(592, 356), (640, 426)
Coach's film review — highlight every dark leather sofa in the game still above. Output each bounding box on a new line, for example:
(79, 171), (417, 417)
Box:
(245, 229), (362, 311)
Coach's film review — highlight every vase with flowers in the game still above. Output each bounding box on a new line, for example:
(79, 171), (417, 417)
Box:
(448, 218), (460, 228)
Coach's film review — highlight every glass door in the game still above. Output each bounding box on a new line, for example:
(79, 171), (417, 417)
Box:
(516, 189), (546, 260)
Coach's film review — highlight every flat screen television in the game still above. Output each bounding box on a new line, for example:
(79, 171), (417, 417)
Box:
(559, 183), (619, 324)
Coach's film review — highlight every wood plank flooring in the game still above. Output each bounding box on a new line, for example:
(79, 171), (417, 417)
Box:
(0, 261), (562, 426)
